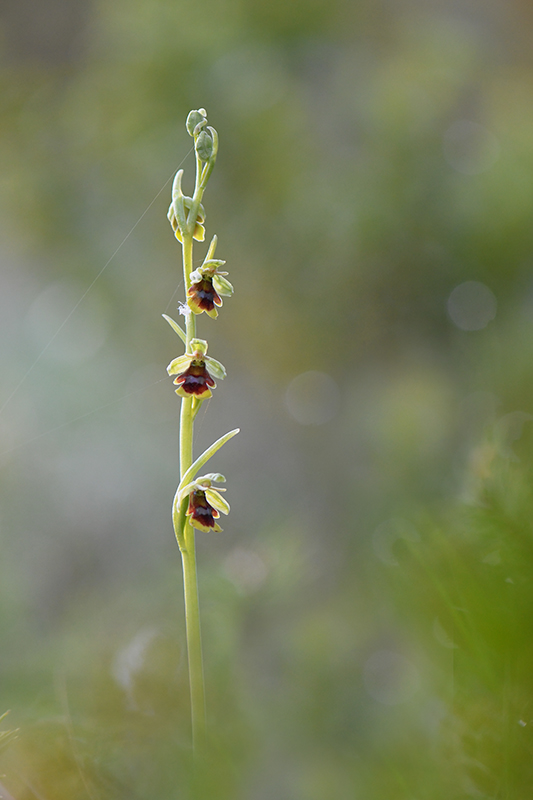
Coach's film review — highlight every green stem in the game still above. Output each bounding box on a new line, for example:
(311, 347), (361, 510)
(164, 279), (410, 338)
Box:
(180, 522), (206, 753)
(178, 168), (207, 754)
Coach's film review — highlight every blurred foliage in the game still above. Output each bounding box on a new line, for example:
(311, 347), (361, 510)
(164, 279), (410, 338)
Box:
(1, 0), (533, 797)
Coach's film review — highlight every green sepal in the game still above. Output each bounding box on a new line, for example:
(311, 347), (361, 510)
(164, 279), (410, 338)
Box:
(167, 354), (191, 375)
(207, 125), (218, 160)
(205, 488), (230, 515)
(177, 473), (225, 506)
(201, 473), (226, 484)
(213, 275), (234, 296)
(178, 428), (240, 492)
(162, 314), (186, 344)
(191, 260), (229, 283)
(190, 338), (208, 355)
(205, 356), (226, 380)
(177, 480), (197, 503)
(199, 126), (219, 188)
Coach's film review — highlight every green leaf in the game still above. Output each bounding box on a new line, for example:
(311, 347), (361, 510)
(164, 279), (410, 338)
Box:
(162, 314), (186, 344)
(178, 428), (240, 492)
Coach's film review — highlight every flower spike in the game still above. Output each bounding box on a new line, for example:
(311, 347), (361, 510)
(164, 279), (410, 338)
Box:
(165, 110), (238, 750)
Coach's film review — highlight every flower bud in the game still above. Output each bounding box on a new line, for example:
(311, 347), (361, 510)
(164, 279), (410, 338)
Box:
(195, 130), (214, 162)
(186, 108), (207, 136)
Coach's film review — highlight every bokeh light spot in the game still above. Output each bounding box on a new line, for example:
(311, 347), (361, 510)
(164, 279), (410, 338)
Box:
(447, 281), (497, 331)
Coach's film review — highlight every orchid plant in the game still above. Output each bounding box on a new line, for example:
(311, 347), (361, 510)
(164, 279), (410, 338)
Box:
(164, 109), (238, 754)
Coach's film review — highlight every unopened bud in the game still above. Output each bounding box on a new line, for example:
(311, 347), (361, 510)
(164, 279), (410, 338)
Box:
(186, 108), (207, 137)
(195, 130), (214, 161)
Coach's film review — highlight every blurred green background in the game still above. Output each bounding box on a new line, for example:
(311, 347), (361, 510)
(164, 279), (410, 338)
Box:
(1, 0), (533, 797)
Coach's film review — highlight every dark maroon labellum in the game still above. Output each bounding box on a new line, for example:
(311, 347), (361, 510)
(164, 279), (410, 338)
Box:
(188, 278), (222, 315)
(187, 490), (221, 532)
(173, 362), (215, 398)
